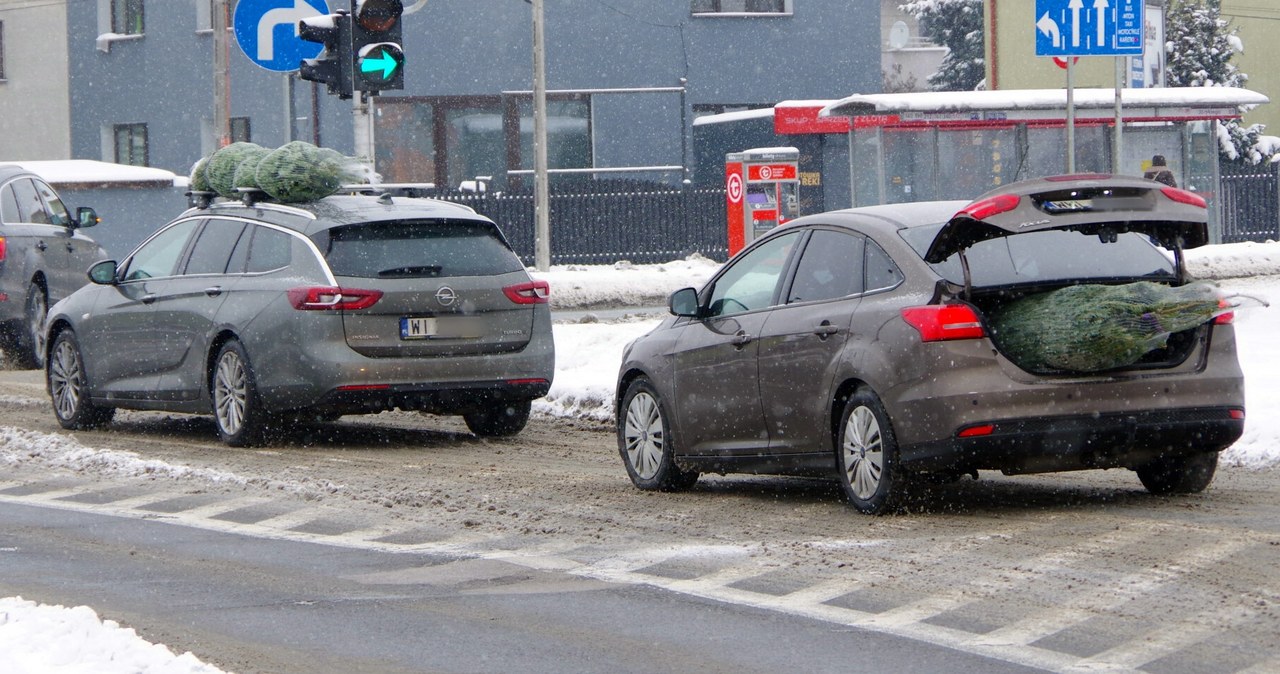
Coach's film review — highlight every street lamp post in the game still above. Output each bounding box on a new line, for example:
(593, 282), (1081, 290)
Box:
(532, 0), (551, 271)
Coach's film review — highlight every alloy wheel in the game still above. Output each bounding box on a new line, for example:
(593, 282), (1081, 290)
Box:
(49, 337), (83, 421)
(623, 391), (664, 480)
(842, 405), (884, 500)
(27, 290), (47, 366)
(214, 350), (248, 436)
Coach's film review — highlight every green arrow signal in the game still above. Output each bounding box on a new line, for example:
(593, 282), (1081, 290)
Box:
(360, 49), (401, 80)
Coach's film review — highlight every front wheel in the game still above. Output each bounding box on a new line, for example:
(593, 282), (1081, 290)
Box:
(836, 388), (908, 515)
(464, 400), (531, 437)
(1137, 451), (1219, 494)
(617, 377), (698, 491)
(211, 339), (269, 447)
(47, 330), (114, 429)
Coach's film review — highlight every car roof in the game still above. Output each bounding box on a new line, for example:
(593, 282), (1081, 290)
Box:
(181, 194), (493, 235)
(783, 200), (969, 234)
(0, 164), (37, 182)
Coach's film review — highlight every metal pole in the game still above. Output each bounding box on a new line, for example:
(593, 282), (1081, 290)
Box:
(354, 92), (373, 162)
(284, 74), (296, 143)
(679, 78), (689, 183)
(532, 0), (551, 271)
(212, 0), (231, 148)
(1113, 56), (1124, 174)
(1066, 58), (1076, 174)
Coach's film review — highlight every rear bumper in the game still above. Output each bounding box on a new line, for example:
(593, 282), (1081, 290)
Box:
(312, 378), (552, 415)
(901, 406), (1245, 474)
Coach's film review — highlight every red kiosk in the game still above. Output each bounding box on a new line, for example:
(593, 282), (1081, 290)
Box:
(725, 147), (800, 257)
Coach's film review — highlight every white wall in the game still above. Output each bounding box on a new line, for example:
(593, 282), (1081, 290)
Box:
(0, 0), (71, 159)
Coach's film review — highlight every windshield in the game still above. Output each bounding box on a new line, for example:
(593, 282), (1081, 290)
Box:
(899, 223), (1178, 287)
(316, 219), (523, 279)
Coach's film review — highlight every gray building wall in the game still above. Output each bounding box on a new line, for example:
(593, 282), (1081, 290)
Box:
(66, 1), (881, 184)
(0, 0), (71, 160)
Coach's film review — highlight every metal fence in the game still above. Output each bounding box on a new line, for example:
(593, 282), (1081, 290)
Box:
(433, 182), (730, 266)
(1220, 163), (1280, 244)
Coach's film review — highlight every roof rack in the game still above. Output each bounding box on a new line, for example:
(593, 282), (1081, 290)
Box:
(339, 182), (437, 198)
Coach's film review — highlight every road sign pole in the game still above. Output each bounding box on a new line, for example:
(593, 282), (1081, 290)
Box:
(1066, 58), (1075, 174)
(532, 0), (551, 272)
(213, 0), (231, 148)
(1114, 56), (1124, 175)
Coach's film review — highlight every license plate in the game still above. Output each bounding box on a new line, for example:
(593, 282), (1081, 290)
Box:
(400, 316), (482, 340)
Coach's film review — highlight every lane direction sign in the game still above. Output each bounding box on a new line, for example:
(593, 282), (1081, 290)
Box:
(1035, 0), (1142, 57)
(234, 0), (331, 72)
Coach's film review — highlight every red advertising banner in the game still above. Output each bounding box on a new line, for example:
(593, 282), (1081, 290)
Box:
(748, 164), (797, 181)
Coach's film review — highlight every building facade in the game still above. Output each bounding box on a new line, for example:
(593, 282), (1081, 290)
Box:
(0, 0), (72, 160)
(50, 0), (881, 189)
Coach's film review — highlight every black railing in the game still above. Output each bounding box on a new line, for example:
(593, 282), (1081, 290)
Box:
(432, 182), (730, 266)
(1220, 164), (1280, 244)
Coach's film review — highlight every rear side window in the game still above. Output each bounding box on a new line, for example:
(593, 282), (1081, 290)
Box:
(9, 179), (48, 224)
(787, 229), (864, 304)
(900, 224), (1177, 287)
(316, 220), (523, 279)
(245, 226), (292, 273)
(0, 183), (18, 223)
(184, 219), (248, 275)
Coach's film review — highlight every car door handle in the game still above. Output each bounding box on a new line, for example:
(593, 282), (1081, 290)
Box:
(731, 330), (753, 348)
(65, 244), (75, 253)
(35, 241), (47, 252)
(141, 294), (157, 305)
(813, 321), (840, 339)
(204, 286), (223, 297)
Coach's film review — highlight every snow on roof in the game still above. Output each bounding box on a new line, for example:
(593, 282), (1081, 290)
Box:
(2, 160), (182, 188)
(692, 107), (777, 126)
(821, 87), (1270, 116)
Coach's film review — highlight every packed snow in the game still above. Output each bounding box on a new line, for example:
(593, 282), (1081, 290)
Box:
(3, 242), (1280, 672)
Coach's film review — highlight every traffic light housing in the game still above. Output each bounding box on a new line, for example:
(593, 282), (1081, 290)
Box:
(298, 12), (354, 100)
(350, 0), (404, 93)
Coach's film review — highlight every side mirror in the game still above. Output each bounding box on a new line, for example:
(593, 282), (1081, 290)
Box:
(76, 207), (101, 229)
(668, 287), (700, 317)
(88, 260), (118, 285)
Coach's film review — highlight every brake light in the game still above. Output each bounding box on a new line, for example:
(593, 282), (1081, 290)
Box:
(504, 280), (550, 305)
(0, 236), (6, 262)
(955, 194), (1020, 221)
(901, 304), (986, 342)
(1214, 298), (1235, 325)
(958, 424), (996, 438)
(287, 286), (383, 311)
(1229, 408), (1245, 421)
(1161, 187), (1207, 209)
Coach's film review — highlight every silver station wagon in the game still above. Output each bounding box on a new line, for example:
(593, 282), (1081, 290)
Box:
(45, 193), (554, 445)
(615, 175), (1245, 514)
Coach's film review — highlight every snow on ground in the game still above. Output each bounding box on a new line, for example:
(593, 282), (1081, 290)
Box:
(3, 241), (1280, 672)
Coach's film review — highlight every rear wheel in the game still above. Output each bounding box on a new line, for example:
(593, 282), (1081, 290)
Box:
(1137, 451), (1219, 494)
(8, 283), (48, 370)
(836, 388), (908, 515)
(464, 400), (531, 437)
(47, 330), (114, 429)
(212, 339), (269, 447)
(617, 377), (698, 491)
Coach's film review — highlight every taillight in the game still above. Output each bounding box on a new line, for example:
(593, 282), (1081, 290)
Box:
(958, 423), (996, 438)
(1229, 409), (1246, 421)
(955, 194), (1020, 221)
(1214, 298), (1235, 325)
(287, 286), (383, 311)
(901, 304), (986, 342)
(1161, 187), (1207, 209)
(504, 280), (550, 305)
(0, 236), (6, 262)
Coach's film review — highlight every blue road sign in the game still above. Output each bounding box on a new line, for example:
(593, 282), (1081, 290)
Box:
(1035, 0), (1143, 57)
(234, 0), (331, 72)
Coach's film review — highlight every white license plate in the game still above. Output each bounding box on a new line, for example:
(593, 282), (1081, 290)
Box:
(400, 317), (437, 339)
(400, 316), (482, 340)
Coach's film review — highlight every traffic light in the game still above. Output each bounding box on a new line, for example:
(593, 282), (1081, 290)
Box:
(350, 0), (404, 93)
(298, 12), (354, 100)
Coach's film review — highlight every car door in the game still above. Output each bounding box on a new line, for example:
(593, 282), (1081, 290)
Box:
(83, 219), (202, 396)
(32, 178), (102, 302)
(758, 228), (866, 454)
(149, 218), (248, 400)
(671, 230), (801, 457)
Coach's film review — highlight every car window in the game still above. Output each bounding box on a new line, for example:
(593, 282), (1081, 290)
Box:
(245, 226), (293, 273)
(9, 179), (49, 224)
(864, 239), (904, 292)
(183, 218), (248, 275)
(33, 180), (71, 226)
(317, 220), (523, 278)
(787, 229), (865, 304)
(899, 224), (1177, 286)
(124, 220), (199, 281)
(706, 230), (800, 317)
(0, 183), (19, 224)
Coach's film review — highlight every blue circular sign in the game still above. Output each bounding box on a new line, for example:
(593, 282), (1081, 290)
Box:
(233, 0), (331, 73)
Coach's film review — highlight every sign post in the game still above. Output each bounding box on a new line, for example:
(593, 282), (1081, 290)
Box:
(1035, 0), (1143, 174)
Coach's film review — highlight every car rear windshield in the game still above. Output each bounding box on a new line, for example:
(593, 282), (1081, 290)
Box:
(899, 223), (1177, 287)
(315, 219), (524, 279)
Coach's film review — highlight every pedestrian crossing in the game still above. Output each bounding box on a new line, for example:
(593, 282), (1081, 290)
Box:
(0, 477), (1276, 674)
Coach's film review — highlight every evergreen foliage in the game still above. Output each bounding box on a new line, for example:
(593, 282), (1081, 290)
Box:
(900, 0), (985, 92)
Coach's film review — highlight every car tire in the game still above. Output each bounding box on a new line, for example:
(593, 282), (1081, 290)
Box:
(463, 400), (532, 437)
(9, 283), (48, 370)
(1136, 451), (1219, 495)
(211, 339), (269, 447)
(617, 377), (698, 491)
(836, 388), (908, 515)
(47, 330), (115, 430)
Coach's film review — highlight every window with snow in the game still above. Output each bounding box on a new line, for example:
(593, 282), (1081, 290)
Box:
(692, 0), (792, 15)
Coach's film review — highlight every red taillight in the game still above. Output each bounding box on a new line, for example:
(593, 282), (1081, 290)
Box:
(506, 378), (549, 386)
(287, 286), (383, 311)
(958, 424), (996, 438)
(1214, 298), (1235, 325)
(1161, 187), (1207, 209)
(335, 384), (391, 391)
(955, 194), (1020, 221)
(901, 304), (986, 342)
(0, 236), (7, 262)
(1229, 409), (1246, 421)
(504, 280), (550, 305)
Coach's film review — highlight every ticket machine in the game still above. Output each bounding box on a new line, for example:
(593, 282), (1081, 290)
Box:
(725, 147), (800, 257)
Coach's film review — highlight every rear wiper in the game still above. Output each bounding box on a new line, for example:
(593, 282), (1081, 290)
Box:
(377, 265), (443, 278)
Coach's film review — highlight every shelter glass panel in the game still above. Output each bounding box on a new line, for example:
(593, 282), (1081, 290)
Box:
(882, 127), (936, 203)
(936, 127), (1019, 199)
